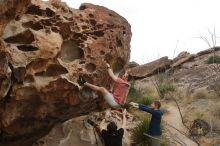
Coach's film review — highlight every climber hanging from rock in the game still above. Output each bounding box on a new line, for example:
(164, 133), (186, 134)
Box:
(79, 62), (131, 108)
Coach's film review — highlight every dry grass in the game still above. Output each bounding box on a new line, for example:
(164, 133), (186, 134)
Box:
(192, 90), (209, 100)
(211, 102), (220, 134)
(212, 118), (220, 134)
(140, 85), (159, 99)
(131, 118), (151, 146)
(187, 88), (216, 101)
(213, 102), (220, 119)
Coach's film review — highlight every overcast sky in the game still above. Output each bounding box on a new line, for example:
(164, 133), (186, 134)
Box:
(61, 0), (220, 64)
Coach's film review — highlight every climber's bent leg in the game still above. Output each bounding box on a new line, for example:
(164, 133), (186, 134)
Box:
(85, 82), (109, 94)
(85, 82), (120, 108)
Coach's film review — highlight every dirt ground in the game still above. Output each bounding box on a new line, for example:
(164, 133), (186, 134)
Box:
(163, 102), (198, 146)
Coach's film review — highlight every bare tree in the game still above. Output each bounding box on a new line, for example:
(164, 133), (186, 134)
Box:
(199, 28), (220, 97)
(198, 28), (220, 138)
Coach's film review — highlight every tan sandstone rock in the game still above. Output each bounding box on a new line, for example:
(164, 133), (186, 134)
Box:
(171, 51), (194, 68)
(0, 0), (131, 145)
(0, 0), (31, 37)
(33, 110), (137, 146)
(128, 56), (172, 78)
(127, 61), (139, 69)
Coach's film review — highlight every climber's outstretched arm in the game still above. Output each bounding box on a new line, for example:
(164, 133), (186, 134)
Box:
(121, 109), (127, 129)
(99, 119), (105, 132)
(130, 102), (158, 116)
(107, 63), (118, 81)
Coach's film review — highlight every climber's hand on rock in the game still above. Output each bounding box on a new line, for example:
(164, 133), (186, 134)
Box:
(104, 110), (111, 119)
(101, 119), (105, 123)
(130, 102), (139, 108)
(106, 63), (110, 68)
(102, 59), (110, 68)
(122, 109), (127, 116)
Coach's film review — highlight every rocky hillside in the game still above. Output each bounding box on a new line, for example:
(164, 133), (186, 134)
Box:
(129, 48), (220, 90)
(0, 0), (131, 146)
(128, 49), (220, 146)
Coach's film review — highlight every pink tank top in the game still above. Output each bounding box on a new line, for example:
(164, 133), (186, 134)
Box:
(113, 78), (130, 104)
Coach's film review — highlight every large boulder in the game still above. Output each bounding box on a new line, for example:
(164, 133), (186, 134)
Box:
(196, 47), (220, 57)
(127, 61), (139, 69)
(33, 109), (136, 146)
(171, 51), (194, 68)
(128, 57), (172, 78)
(0, 0), (131, 145)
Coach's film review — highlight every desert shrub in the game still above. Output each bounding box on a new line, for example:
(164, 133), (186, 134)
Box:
(192, 90), (209, 100)
(158, 84), (176, 98)
(127, 81), (143, 99)
(125, 95), (153, 110)
(127, 81), (153, 106)
(206, 55), (220, 64)
(140, 85), (159, 98)
(131, 118), (151, 146)
(127, 95), (153, 108)
(195, 112), (205, 120)
(213, 47), (220, 51)
(212, 118), (220, 134)
(131, 118), (169, 146)
(137, 95), (153, 106)
(154, 74), (176, 99)
(210, 80), (220, 97)
(193, 92), (206, 99)
(213, 105), (220, 119)
(215, 110), (220, 119)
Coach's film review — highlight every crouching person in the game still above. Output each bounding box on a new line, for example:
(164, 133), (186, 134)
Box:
(100, 109), (127, 146)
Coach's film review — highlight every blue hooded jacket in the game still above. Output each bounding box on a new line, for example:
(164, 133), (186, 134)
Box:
(139, 104), (163, 136)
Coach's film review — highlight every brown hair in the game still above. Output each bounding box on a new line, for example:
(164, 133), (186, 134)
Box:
(154, 101), (161, 109)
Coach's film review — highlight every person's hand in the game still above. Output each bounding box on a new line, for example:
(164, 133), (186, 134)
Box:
(122, 109), (127, 116)
(106, 63), (110, 68)
(130, 102), (139, 108)
(104, 110), (111, 119)
(99, 119), (106, 131)
(101, 119), (105, 124)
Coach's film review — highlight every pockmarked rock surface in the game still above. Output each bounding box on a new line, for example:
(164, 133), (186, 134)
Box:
(33, 110), (137, 146)
(0, 0), (131, 145)
(0, 0), (31, 36)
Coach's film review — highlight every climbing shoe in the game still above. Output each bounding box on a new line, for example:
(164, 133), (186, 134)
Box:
(78, 76), (86, 86)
